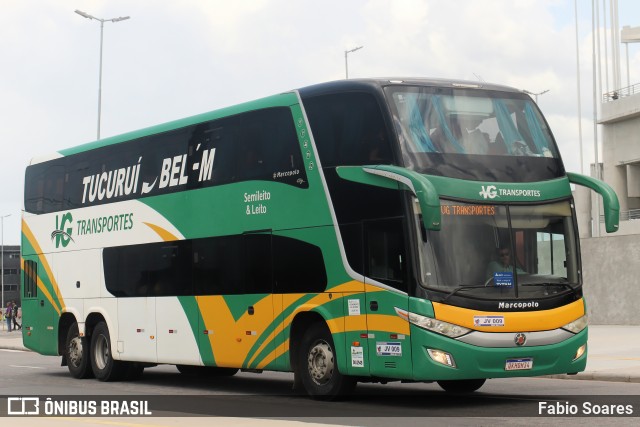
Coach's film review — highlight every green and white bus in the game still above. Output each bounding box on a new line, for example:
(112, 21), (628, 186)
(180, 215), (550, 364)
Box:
(22, 78), (619, 399)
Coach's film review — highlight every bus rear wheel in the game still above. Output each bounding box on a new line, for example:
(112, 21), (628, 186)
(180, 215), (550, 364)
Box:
(297, 323), (356, 400)
(65, 323), (93, 379)
(90, 321), (126, 381)
(437, 379), (486, 393)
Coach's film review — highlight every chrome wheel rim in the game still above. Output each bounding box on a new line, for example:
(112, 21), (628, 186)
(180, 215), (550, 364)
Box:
(94, 334), (109, 370)
(307, 340), (334, 386)
(68, 336), (83, 368)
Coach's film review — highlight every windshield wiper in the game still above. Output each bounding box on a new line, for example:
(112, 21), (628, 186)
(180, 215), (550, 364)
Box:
(520, 279), (579, 297)
(521, 282), (574, 289)
(520, 279), (576, 291)
(442, 285), (488, 303)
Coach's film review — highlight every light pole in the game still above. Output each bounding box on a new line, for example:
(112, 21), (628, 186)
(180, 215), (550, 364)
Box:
(345, 46), (363, 79)
(75, 10), (130, 140)
(523, 89), (549, 104)
(1, 214), (11, 314)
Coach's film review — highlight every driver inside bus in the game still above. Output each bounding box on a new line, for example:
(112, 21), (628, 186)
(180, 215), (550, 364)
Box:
(485, 246), (525, 278)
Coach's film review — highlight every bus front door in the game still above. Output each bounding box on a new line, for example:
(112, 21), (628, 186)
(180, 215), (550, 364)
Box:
(363, 218), (412, 379)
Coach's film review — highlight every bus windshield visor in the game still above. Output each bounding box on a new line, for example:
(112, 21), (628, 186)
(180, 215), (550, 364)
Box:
(384, 86), (564, 182)
(416, 200), (579, 299)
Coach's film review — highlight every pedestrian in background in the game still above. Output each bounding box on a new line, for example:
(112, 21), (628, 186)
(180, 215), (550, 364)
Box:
(5, 301), (13, 332)
(12, 301), (21, 331)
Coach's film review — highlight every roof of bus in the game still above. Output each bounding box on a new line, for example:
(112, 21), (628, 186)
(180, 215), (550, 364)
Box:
(297, 77), (523, 97)
(28, 78), (525, 165)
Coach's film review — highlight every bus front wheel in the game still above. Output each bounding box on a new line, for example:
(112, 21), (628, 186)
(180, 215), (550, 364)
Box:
(65, 323), (93, 379)
(297, 323), (356, 400)
(437, 379), (486, 393)
(90, 321), (126, 381)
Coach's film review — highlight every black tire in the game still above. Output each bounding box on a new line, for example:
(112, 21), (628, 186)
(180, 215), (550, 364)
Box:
(437, 378), (486, 393)
(297, 322), (356, 400)
(176, 365), (238, 377)
(65, 323), (93, 379)
(90, 321), (126, 381)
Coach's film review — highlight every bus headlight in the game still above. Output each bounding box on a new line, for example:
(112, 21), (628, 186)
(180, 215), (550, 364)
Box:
(561, 315), (588, 334)
(573, 343), (587, 361)
(396, 308), (470, 338)
(427, 349), (457, 368)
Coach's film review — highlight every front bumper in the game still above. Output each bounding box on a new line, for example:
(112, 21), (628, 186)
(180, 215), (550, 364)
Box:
(410, 325), (588, 381)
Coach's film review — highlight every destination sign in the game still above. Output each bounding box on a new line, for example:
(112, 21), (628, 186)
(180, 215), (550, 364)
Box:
(440, 205), (496, 216)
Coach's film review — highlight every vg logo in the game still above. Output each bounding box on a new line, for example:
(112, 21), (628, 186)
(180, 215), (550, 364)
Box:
(479, 185), (498, 199)
(52, 212), (74, 248)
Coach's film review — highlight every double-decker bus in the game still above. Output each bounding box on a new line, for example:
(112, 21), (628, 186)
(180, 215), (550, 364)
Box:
(22, 78), (619, 399)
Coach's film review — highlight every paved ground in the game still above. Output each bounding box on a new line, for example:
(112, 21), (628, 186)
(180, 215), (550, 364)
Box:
(0, 324), (638, 383)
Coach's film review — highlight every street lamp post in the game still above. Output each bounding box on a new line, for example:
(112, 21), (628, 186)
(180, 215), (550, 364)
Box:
(1, 214), (11, 314)
(75, 10), (130, 140)
(345, 46), (363, 79)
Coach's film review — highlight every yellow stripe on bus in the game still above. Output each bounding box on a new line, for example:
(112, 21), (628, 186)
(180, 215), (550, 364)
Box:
(143, 222), (179, 241)
(365, 314), (410, 335)
(254, 341), (286, 370)
(21, 220), (64, 315)
(432, 299), (585, 332)
(246, 293), (343, 368)
(199, 295), (275, 367)
(245, 281), (407, 368)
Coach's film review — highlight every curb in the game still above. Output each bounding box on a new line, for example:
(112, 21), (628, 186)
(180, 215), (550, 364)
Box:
(1, 344), (28, 351)
(543, 373), (640, 383)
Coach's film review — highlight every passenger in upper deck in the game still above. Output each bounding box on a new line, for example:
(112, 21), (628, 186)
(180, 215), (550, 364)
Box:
(454, 115), (489, 155)
(429, 115), (489, 155)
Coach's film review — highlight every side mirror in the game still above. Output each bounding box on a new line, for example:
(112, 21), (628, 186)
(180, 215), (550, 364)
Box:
(567, 172), (619, 233)
(337, 165), (441, 231)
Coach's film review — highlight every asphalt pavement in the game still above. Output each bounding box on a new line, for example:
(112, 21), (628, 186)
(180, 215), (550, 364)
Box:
(0, 324), (638, 383)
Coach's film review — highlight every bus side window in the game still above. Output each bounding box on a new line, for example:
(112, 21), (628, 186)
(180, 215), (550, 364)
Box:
(244, 234), (272, 294)
(273, 236), (327, 294)
(23, 260), (38, 298)
(24, 165), (45, 214)
(193, 236), (244, 295)
(43, 164), (65, 213)
(233, 108), (306, 187)
(235, 122), (267, 181)
(304, 92), (394, 167)
(364, 218), (407, 292)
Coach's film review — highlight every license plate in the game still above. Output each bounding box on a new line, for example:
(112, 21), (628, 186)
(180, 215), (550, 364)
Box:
(505, 357), (533, 371)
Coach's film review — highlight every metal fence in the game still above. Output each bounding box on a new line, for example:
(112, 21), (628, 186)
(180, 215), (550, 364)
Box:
(603, 83), (640, 102)
(599, 208), (640, 223)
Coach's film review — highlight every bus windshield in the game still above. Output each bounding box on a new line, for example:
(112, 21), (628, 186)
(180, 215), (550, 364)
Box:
(416, 199), (580, 299)
(384, 86), (564, 182)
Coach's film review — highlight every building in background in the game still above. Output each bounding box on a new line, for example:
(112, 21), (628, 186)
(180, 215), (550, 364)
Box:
(599, 85), (640, 235)
(572, 11), (640, 324)
(572, 1), (640, 238)
(1, 245), (21, 306)
(576, 85), (640, 238)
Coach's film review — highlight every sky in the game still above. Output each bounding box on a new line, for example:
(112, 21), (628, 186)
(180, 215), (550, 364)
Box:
(1, 0), (639, 245)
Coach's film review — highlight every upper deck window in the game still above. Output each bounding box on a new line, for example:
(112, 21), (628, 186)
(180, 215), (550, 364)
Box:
(384, 86), (565, 182)
(24, 107), (307, 214)
(303, 92), (395, 168)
